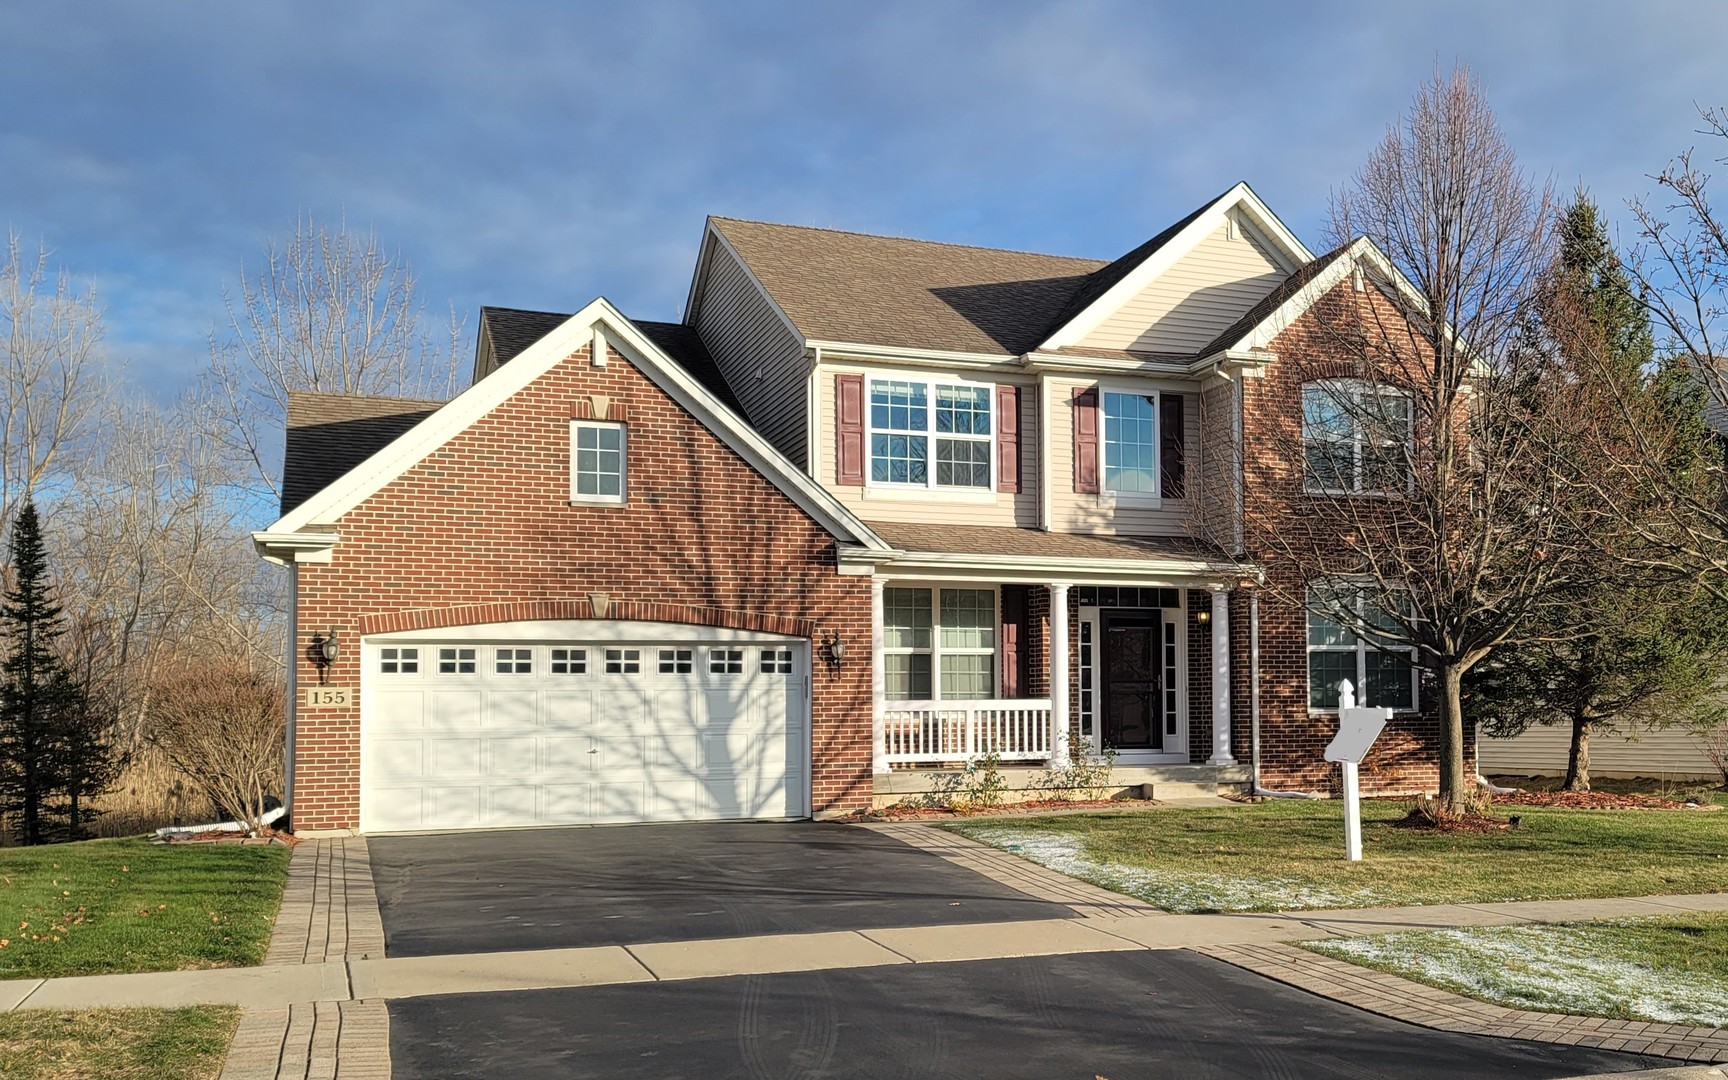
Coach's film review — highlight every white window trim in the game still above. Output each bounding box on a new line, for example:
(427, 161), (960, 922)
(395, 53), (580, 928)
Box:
(1300, 378), (1414, 497)
(570, 419), (627, 505)
(866, 376), (997, 493)
(1305, 584), (1420, 714)
(881, 583), (1001, 702)
(1099, 384), (1163, 507)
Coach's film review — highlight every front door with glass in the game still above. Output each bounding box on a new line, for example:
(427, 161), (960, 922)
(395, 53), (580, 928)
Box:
(1101, 611), (1161, 751)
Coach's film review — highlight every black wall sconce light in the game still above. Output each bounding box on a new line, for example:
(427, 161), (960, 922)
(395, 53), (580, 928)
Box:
(825, 630), (845, 673)
(313, 628), (339, 683)
(1195, 608), (1211, 625)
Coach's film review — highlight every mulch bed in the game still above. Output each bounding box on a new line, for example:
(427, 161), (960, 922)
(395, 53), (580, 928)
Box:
(862, 797), (1161, 821)
(1388, 809), (1512, 833)
(150, 827), (300, 846)
(1491, 789), (1720, 811)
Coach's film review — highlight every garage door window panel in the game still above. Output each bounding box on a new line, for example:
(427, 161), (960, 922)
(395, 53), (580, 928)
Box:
(550, 648), (586, 674)
(494, 648), (532, 674)
(710, 648), (744, 674)
(438, 648), (476, 674)
(605, 648), (641, 674)
(379, 647), (419, 674)
(761, 648), (793, 674)
(658, 649), (693, 674)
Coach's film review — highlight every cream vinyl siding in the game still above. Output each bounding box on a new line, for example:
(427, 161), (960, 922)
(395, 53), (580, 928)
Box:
(815, 365), (1039, 528)
(1079, 220), (1290, 355)
(1048, 376), (1197, 536)
(691, 244), (810, 468)
(1480, 725), (1721, 781)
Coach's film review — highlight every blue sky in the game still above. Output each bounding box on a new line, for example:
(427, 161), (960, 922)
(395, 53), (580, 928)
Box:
(3, 1), (1724, 397)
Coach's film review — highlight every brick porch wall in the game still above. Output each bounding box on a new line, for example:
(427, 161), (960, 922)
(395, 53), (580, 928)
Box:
(288, 342), (873, 831)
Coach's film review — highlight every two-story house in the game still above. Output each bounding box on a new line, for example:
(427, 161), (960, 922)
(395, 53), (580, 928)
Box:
(256, 182), (1443, 834)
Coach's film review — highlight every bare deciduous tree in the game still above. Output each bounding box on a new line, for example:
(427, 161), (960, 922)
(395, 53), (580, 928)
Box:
(204, 214), (463, 498)
(0, 232), (103, 537)
(1222, 67), (1585, 815)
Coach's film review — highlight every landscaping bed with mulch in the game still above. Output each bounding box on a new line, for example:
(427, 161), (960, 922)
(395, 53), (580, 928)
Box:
(864, 797), (1161, 820)
(1491, 789), (1720, 811)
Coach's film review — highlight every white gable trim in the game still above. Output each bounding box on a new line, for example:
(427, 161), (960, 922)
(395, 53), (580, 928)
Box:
(1040, 182), (1316, 352)
(260, 298), (889, 551)
(1207, 238), (1431, 357)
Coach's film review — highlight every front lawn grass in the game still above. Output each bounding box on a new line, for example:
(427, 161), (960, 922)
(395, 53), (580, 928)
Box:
(1304, 915), (1728, 1025)
(0, 838), (289, 978)
(0, 1007), (236, 1080)
(944, 799), (1728, 912)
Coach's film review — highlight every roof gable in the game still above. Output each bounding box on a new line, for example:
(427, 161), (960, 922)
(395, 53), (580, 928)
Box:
(259, 301), (887, 556)
(1038, 182), (1314, 353)
(281, 392), (444, 516)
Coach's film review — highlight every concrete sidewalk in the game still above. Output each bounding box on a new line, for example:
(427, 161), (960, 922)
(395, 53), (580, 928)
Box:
(11, 890), (1728, 1012)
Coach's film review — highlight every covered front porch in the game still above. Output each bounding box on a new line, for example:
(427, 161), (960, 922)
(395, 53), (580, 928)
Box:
(840, 524), (1253, 802)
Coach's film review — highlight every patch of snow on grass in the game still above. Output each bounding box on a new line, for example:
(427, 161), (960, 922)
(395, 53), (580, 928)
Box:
(1308, 925), (1728, 1026)
(955, 825), (1382, 913)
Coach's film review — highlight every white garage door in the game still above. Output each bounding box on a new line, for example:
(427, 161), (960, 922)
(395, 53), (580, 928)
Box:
(359, 622), (807, 833)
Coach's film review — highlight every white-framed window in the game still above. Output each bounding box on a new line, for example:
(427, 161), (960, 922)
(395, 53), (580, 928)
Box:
(604, 648), (641, 674)
(1306, 585), (1417, 712)
(709, 647), (744, 674)
(1102, 390), (1159, 495)
(760, 647), (793, 674)
(868, 378), (992, 489)
(550, 647), (586, 674)
(1301, 380), (1413, 495)
(437, 647), (476, 675)
(571, 420), (626, 503)
(379, 647), (419, 674)
(882, 586), (996, 701)
(494, 648), (532, 674)
(657, 648), (693, 674)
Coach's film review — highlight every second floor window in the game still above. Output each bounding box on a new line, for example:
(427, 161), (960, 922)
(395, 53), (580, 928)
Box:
(1103, 391), (1158, 494)
(869, 379), (991, 489)
(1302, 381), (1412, 495)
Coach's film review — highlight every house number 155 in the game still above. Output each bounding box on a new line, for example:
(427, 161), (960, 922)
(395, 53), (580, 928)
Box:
(304, 687), (352, 707)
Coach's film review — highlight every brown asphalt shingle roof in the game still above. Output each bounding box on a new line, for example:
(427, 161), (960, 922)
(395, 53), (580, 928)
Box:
(281, 392), (445, 516)
(709, 186), (1236, 357)
(865, 520), (1231, 565)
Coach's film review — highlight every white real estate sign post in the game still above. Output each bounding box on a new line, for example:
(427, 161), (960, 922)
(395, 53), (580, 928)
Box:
(1324, 679), (1390, 862)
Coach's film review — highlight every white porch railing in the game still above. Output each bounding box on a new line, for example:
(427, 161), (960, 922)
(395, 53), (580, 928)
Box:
(880, 699), (1054, 764)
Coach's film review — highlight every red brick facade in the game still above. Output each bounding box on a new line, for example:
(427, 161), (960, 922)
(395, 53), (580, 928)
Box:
(287, 343), (872, 831)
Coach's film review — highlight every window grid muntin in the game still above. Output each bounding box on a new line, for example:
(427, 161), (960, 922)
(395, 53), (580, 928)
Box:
(379, 647), (419, 675)
(605, 648), (641, 674)
(1305, 586), (1417, 711)
(867, 377), (992, 490)
(658, 648), (693, 674)
(573, 421), (625, 500)
(760, 648), (794, 674)
(1102, 391), (1159, 494)
(494, 648), (532, 675)
(550, 647), (587, 674)
(710, 648), (744, 674)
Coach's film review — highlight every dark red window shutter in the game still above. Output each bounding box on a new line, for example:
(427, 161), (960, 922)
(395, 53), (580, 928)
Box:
(999, 585), (1030, 698)
(1073, 386), (1100, 494)
(836, 374), (865, 486)
(996, 384), (1020, 494)
(1160, 393), (1186, 499)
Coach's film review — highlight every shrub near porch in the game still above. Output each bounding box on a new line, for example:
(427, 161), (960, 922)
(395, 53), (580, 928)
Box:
(0, 838), (288, 978)
(945, 800), (1728, 913)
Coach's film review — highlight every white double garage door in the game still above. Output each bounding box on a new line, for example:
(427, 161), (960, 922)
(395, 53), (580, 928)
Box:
(358, 620), (809, 833)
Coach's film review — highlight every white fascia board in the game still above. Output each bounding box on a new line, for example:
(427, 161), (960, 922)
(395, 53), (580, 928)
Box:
(1039, 182), (1316, 352)
(252, 529), (338, 566)
(836, 545), (1250, 581)
(805, 340), (1021, 371)
(262, 297), (889, 552)
(1022, 352), (1198, 378)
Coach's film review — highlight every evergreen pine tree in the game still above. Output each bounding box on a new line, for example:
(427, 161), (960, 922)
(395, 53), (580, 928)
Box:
(0, 501), (85, 843)
(1467, 192), (1728, 789)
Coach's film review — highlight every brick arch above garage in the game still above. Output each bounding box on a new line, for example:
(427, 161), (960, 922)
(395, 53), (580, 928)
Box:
(356, 600), (817, 640)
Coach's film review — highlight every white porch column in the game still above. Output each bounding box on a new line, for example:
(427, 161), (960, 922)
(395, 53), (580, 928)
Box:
(1049, 582), (1072, 768)
(871, 576), (888, 774)
(1209, 585), (1237, 765)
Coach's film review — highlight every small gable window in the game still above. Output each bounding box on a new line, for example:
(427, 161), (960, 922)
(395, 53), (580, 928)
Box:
(571, 421), (626, 503)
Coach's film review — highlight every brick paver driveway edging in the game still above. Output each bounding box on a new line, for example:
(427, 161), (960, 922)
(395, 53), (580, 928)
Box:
(223, 837), (392, 1080)
(1200, 941), (1728, 1066)
(862, 821), (1163, 919)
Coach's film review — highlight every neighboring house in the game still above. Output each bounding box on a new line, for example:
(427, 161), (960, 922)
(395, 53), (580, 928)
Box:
(256, 182), (1447, 834)
(1480, 726), (1721, 783)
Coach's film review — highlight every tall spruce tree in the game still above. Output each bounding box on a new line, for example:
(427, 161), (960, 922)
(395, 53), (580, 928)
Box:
(0, 501), (85, 842)
(1466, 192), (1728, 790)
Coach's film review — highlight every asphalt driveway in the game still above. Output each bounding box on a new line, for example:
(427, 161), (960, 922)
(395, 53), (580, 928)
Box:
(389, 950), (1672, 1079)
(368, 821), (1069, 956)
